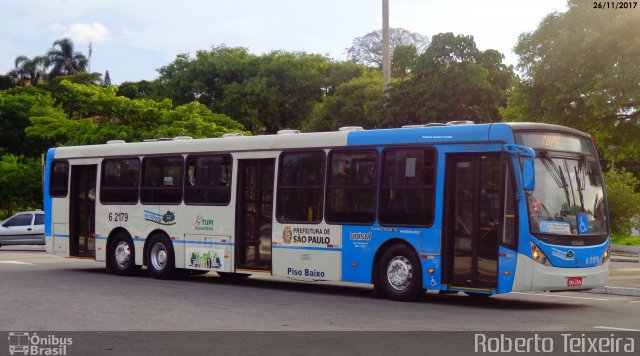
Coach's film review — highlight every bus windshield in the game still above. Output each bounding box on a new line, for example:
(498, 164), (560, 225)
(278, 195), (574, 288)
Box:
(513, 131), (608, 237)
(527, 153), (607, 236)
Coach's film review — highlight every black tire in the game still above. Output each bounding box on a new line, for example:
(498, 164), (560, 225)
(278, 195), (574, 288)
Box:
(377, 244), (423, 301)
(110, 232), (137, 276)
(217, 272), (251, 281)
(146, 234), (175, 279)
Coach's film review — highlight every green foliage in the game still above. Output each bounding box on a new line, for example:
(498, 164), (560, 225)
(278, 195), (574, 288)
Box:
(25, 80), (245, 146)
(0, 154), (42, 217)
(0, 86), (61, 155)
(604, 168), (640, 236)
(610, 235), (640, 246)
(346, 28), (429, 68)
(391, 45), (418, 79)
(117, 80), (159, 100)
(506, 0), (640, 162)
(156, 46), (365, 133)
(0, 75), (16, 90)
(385, 33), (513, 126)
(302, 71), (386, 131)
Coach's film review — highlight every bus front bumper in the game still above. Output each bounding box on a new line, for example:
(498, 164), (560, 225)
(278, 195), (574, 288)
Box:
(512, 253), (610, 292)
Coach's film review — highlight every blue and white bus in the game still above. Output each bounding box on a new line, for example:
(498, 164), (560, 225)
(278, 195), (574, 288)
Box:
(44, 122), (610, 300)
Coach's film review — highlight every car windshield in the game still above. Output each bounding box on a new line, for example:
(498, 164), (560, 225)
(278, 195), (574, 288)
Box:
(527, 153), (607, 236)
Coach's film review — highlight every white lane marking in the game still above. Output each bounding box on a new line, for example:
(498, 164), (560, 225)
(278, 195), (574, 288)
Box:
(511, 291), (608, 301)
(594, 326), (640, 332)
(0, 260), (34, 265)
(629, 301), (640, 304)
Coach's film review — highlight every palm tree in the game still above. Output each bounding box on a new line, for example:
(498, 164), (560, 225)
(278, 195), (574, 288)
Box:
(46, 38), (88, 79)
(9, 55), (48, 85)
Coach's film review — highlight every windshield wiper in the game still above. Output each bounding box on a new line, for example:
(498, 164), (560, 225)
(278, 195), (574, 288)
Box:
(540, 151), (567, 189)
(574, 157), (586, 211)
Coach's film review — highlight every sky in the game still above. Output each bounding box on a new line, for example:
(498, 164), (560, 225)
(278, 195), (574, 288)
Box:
(1, 0), (568, 84)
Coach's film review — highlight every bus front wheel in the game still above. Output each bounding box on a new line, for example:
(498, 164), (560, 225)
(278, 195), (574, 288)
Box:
(146, 234), (175, 279)
(377, 244), (423, 301)
(110, 233), (136, 276)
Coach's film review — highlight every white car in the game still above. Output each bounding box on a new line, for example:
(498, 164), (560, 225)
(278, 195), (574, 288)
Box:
(0, 211), (45, 247)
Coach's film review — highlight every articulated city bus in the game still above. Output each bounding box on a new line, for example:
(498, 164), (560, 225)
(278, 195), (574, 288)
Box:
(44, 122), (610, 300)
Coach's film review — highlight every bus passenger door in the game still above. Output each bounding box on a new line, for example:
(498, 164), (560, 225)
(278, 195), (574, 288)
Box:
(69, 165), (97, 258)
(443, 154), (501, 291)
(235, 159), (275, 271)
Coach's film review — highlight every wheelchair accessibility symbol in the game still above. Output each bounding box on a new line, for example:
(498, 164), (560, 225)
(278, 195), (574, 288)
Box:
(577, 214), (589, 234)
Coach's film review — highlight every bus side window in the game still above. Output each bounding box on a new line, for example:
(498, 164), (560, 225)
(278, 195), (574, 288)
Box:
(379, 147), (435, 227)
(325, 149), (377, 225)
(141, 156), (183, 204)
(276, 151), (325, 223)
(184, 154), (232, 205)
(50, 160), (69, 197)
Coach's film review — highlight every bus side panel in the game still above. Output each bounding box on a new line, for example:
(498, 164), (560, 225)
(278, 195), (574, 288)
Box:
(497, 245), (518, 293)
(44, 148), (55, 254)
(341, 225), (425, 285)
(180, 205), (235, 273)
(45, 149), (70, 257)
(271, 223), (342, 280)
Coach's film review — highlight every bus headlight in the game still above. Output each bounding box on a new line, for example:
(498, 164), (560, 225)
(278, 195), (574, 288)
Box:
(600, 244), (610, 264)
(530, 242), (552, 266)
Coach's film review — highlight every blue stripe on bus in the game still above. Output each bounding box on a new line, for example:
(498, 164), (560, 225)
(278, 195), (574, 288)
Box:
(91, 237), (233, 246)
(346, 124), (494, 146)
(44, 148), (56, 237)
(272, 245), (341, 252)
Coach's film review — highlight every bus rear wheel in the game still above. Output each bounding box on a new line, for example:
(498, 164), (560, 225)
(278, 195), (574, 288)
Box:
(146, 234), (175, 279)
(377, 244), (423, 301)
(110, 233), (136, 276)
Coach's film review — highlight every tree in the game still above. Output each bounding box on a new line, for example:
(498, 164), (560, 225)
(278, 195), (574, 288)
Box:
(385, 33), (513, 127)
(0, 75), (15, 90)
(46, 38), (88, 79)
(0, 154), (42, 217)
(504, 0), (640, 163)
(302, 71), (386, 132)
(604, 168), (640, 236)
(25, 80), (246, 146)
(117, 80), (160, 100)
(0, 86), (61, 155)
(104, 70), (111, 85)
(9, 55), (47, 85)
(157, 46), (365, 133)
(346, 28), (429, 69)
(391, 44), (418, 80)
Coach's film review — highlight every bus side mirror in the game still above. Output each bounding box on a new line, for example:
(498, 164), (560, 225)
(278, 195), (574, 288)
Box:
(522, 158), (535, 193)
(503, 144), (536, 196)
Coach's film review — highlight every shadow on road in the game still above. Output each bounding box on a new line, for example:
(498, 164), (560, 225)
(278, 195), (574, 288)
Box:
(62, 265), (587, 311)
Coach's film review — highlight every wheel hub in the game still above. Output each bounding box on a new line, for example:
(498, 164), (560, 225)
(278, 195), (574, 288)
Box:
(387, 256), (412, 291)
(151, 243), (168, 271)
(114, 241), (131, 268)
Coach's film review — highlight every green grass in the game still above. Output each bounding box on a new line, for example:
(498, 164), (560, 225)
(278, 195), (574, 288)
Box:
(611, 235), (640, 246)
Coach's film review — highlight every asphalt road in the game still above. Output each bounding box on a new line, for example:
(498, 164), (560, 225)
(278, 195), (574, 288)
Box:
(1, 247), (639, 332)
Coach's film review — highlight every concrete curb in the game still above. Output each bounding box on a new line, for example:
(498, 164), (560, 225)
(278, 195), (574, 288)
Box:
(611, 244), (640, 253)
(587, 286), (640, 297)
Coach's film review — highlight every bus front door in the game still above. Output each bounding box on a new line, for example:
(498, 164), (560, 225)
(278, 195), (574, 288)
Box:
(443, 154), (501, 292)
(235, 159), (275, 271)
(69, 165), (97, 258)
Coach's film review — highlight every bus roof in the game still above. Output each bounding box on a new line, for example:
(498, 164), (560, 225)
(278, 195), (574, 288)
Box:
(48, 122), (589, 159)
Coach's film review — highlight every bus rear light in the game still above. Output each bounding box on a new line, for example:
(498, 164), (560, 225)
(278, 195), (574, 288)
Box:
(530, 242), (552, 266)
(427, 268), (435, 274)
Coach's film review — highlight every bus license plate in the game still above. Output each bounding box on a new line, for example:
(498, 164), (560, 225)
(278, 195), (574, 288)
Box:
(567, 277), (583, 287)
